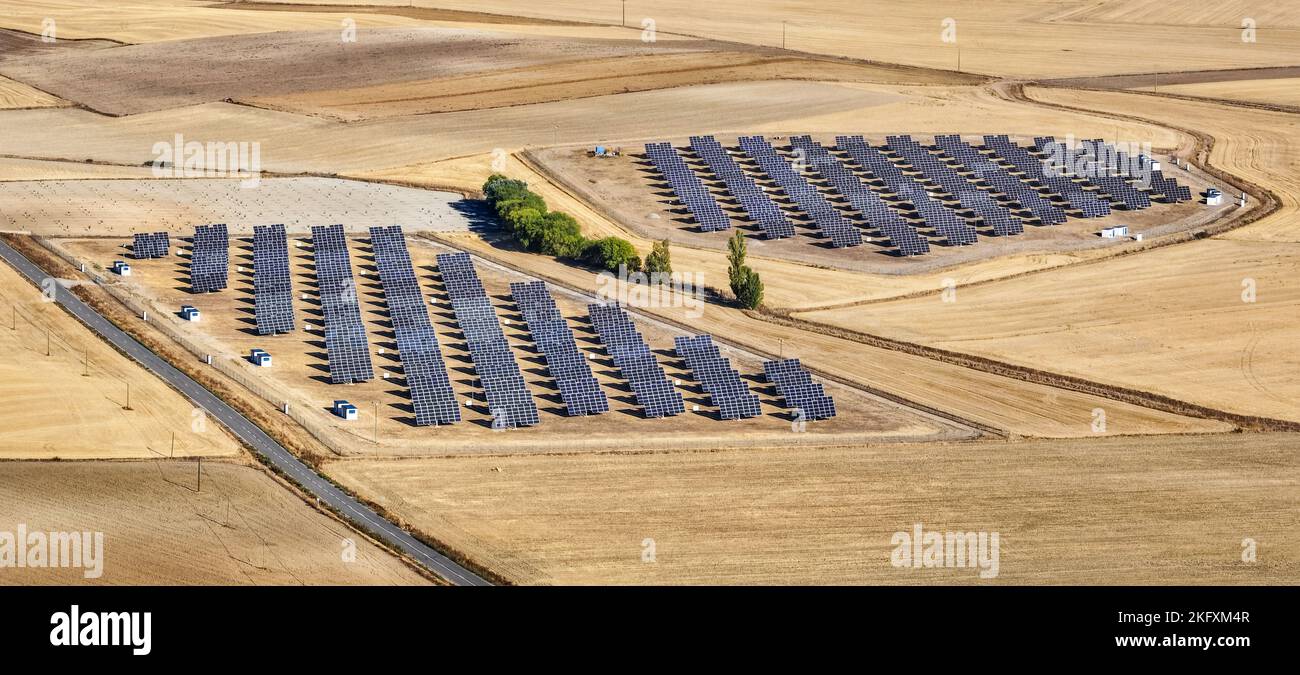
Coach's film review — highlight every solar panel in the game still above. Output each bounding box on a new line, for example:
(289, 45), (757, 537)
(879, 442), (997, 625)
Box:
(132, 231), (170, 259)
(674, 334), (761, 420)
(788, 135), (930, 256)
(510, 280), (609, 416)
(737, 135), (862, 248)
(310, 224), (374, 384)
(934, 134), (1068, 226)
(436, 251), (539, 428)
(644, 142), (733, 232)
(252, 224), (295, 335)
(587, 302), (684, 418)
(689, 135), (795, 239)
(836, 136), (977, 246)
(762, 358), (836, 421)
(370, 226), (461, 426)
(189, 224), (228, 293)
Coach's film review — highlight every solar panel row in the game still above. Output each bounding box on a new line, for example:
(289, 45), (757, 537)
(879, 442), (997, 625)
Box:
(370, 226), (460, 426)
(837, 136), (978, 246)
(509, 280), (609, 417)
(436, 251), (540, 428)
(788, 135), (930, 256)
(132, 231), (170, 259)
(644, 142), (732, 232)
(762, 358), (836, 421)
(689, 135), (796, 240)
(887, 134), (1023, 237)
(737, 135), (862, 248)
(674, 334), (761, 420)
(588, 302), (684, 418)
(984, 135), (1111, 217)
(933, 135), (1068, 226)
(310, 223), (375, 384)
(189, 224), (229, 293)
(252, 223), (295, 335)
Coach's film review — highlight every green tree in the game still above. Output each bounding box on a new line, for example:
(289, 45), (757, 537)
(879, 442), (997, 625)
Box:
(540, 211), (587, 259)
(644, 239), (673, 277)
(585, 236), (641, 273)
(727, 230), (747, 288)
(733, 266), (764, 309)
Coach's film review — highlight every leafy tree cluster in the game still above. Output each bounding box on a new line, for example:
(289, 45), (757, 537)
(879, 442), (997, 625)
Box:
(483, 174), (641, 272)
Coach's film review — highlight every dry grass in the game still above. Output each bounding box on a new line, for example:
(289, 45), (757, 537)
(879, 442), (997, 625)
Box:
(0, 255), (242, 459)
(324, 433), (1300, 585)
(262, 0), (1300, 77)
(0, 73), (62, 109)
(1141, 78), (1300, 109)
(0, 460), (432, 585)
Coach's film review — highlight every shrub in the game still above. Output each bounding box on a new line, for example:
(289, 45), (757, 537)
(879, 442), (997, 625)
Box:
(482, 174), (641, 271)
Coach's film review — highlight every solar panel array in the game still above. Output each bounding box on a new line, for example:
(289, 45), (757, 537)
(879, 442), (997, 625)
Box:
(588, 302), (684, 418)
(838, 135), (978, 246)
(189, 224), (229, 293)
(436, 252), (540, 428)
(509, 281), (609, 417)
(689, 135), (795, 239)
(132, 232), (169, 259)
(887, 134), (1023, 237)
(644, 142), (732, 232)
(252, 224), (295, 335)
(763, 358), (836, 420)
(674, 334), (761, 420)
(310, 224), (374, 384)
(788, 135), (930, 255)
(642, 134), (1191, 252)
(933, 134), (1068, 226)
(737, 135), (862, 248)
(984, 135), (1111, 217)
(370, 226), (460, 426)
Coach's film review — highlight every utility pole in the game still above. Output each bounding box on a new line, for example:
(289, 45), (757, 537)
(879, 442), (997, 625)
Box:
(83, 346), (89, 376)
(373, 401), (379, 443)
(957, 47), (962, 73)
(170, 431), (175, 458)
(621, 0), (626, 27)
(45, 329), (50, 356)
(782, 21), (787, 49)
(124, 381), (131, 410)
(196, 457), (201, 493)
(10, 305), (15, 330)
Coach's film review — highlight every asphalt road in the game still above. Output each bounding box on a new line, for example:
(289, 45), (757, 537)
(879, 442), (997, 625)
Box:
(0, 239), (491, 587)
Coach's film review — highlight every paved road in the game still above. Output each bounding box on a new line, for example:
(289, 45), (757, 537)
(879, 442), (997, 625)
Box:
(0, 239), (491, 587)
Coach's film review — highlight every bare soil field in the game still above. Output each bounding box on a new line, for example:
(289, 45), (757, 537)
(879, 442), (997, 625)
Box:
(0, 177), (476, 237)
(0, 256), (242, 460)
(0, 460), (430, 585)
(324, 432), (1299, 585)
(253, 51), (977, 120)
(1140, 78), (1300, 110)
(271, 0), (1300, 77)
(0, 26), (713, 116)
(53, 235), (964, 456)
(531, 135), (1230, 274)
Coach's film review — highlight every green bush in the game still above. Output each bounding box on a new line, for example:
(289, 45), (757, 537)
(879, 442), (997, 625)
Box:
(725, 230), (763, 309)
(482, 174), (640, 271)
(644, 239), (672, 277)
(584, 236), (642, 273)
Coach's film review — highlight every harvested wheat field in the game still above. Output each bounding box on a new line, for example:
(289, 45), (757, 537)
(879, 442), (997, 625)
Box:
(0, 460), (430, 585)
(0, 256), (241, 460)
(0, 0), (1295, 594)
(324, 432), (1299, 585)
(272, 0), (1300, 77)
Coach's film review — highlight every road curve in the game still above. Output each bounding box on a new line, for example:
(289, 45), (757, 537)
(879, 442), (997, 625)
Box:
(0, 239), (492, 587)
